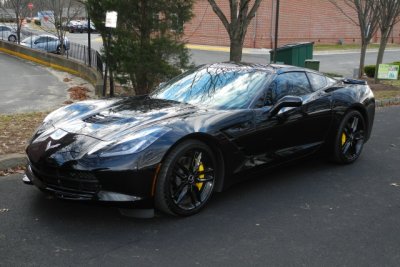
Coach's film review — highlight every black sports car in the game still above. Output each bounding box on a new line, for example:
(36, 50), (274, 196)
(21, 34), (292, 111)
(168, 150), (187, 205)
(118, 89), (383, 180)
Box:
(24, 63), (375, 217)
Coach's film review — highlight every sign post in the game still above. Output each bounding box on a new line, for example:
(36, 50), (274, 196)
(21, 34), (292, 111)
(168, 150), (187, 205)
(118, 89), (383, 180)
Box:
(28, 3), (33, 19)
(103, 11), (118, 97)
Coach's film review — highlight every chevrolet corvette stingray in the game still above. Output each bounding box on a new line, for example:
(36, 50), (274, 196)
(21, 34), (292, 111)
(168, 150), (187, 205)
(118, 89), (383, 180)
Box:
(24, 63), (375, 216)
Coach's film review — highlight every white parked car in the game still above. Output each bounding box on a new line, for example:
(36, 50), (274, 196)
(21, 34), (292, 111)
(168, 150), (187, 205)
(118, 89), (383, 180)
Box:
(0, 25), (17, 42)
(21, 35), (70, 53)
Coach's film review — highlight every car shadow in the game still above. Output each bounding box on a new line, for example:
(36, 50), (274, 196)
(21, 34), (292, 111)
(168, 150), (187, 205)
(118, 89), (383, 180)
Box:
(25, 155), (354, 239)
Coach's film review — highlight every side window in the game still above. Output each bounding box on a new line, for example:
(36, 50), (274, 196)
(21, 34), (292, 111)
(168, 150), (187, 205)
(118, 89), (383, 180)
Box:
(266, 72), (312, 105)
(35, 37), (45, 44)
(327, 77), (338, 87)
(307, 72), (327, 91)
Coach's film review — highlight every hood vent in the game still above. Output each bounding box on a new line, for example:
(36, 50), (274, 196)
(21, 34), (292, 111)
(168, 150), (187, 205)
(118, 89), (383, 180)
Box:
(83, 113), (123, 124)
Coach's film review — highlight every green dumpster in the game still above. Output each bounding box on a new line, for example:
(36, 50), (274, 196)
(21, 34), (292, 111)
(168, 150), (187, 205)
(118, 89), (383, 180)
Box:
(270, 42), (314, 67)
(305, 60), (320, 71)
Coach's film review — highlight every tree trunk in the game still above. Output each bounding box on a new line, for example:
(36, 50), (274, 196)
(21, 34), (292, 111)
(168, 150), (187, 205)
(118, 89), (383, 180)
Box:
(358, 41), (368, 78)
(230, 38), (243, 62)
(16, 13), (20, 44)
(135, 0), (151, 94)
(374, 29), (390, 83)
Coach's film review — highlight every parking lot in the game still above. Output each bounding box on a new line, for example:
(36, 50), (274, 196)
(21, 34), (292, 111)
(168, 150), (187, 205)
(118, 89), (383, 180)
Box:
(0, 51), (69, 114)
(1, 106), (400, 266)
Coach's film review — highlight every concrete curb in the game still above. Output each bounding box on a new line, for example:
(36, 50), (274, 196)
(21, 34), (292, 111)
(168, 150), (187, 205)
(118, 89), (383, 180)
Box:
(0, 154), (26, 171)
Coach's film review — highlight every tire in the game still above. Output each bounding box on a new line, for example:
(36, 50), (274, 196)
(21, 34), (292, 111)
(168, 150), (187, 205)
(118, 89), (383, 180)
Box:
(333, 110), (366, 164)
(155, 140), (218, 216)
(56, 45), (67, 54)
(8, 35), (16, 42)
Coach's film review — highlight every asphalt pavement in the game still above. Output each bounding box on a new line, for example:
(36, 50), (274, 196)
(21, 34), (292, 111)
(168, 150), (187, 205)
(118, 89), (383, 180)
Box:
(0, 52), (68, 114)
(1, 106), (400, 266)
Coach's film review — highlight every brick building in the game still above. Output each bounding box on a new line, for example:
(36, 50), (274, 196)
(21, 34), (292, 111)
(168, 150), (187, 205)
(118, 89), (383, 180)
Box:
(184, 0), (400, 48)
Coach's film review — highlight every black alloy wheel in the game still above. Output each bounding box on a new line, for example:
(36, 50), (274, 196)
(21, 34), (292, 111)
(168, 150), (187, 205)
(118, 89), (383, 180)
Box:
(333, 110), (366, 164)
(155, 140), (217, 216)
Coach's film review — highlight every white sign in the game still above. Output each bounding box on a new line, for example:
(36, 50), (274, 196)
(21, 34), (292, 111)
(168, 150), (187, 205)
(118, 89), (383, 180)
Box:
(39, 11), (55, 29)
(377, 64), (399, 80)
(105, 11), (118, 28)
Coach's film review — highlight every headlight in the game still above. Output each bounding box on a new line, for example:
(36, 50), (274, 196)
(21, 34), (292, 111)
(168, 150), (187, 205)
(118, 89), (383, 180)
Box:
(36, 120), (54, 133)
(91, 126), (171, 157)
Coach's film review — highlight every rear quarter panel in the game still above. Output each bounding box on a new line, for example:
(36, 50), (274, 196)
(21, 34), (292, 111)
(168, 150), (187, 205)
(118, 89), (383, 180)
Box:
(331, 84), (375, 142)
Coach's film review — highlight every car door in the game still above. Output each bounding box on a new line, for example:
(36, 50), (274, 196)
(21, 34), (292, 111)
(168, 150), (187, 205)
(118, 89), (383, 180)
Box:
(47, 37), (58, 52)
(0, 26), (10, 40)
(250, 71), (333, 164)
(33, 37), (46, 50)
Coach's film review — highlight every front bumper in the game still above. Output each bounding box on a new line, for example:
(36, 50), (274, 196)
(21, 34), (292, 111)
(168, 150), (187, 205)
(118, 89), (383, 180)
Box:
(24, 162), (155, 209)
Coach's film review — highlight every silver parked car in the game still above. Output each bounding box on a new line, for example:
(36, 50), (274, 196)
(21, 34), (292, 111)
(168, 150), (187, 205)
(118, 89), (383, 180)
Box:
(0, 25), (17, 42)
(20, 35), (70, 53)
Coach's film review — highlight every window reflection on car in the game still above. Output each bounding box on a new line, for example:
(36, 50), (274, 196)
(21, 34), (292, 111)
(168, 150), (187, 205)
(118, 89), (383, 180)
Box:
(151, 66), (271, 110)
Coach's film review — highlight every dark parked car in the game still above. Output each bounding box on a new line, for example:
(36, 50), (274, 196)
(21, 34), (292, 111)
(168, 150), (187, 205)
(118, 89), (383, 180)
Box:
(24, 63), (375, 217)
(62, 20), (83, 33)
(81, 21), (96, 33)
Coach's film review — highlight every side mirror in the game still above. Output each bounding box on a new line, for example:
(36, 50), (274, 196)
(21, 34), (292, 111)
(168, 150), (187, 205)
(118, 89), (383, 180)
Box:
(269, 96), (303, 118)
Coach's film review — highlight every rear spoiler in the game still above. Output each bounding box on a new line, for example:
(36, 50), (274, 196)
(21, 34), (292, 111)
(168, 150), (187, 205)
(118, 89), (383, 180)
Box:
(341, 78), (367, 85)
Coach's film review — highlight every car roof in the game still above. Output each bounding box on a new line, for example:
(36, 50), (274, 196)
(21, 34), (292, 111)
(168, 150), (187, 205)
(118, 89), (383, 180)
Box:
(37, 34), (58, 39)
(201, 62), (322, 75)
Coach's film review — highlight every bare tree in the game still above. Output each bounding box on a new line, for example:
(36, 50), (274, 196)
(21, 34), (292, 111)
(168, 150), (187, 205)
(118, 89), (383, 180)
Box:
(1, 0), (30, 43)
(36, 0), (84, 54)
(374, 0), (400, 83)
(329, 0), (379, 78)
(207, 0), (262, 62)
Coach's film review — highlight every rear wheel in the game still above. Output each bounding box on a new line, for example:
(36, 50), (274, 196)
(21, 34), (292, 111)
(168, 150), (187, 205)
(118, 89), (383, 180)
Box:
(333, 110), (366, 164)
(155, 140), (217, 216)
(8, 35), (16, 42)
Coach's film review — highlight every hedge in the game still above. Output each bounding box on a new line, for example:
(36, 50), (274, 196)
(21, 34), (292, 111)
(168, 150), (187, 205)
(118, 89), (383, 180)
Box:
(364, 65), (376, 78)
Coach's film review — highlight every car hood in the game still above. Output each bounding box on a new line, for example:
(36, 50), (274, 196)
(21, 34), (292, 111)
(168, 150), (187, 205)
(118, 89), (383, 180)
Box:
(52, 96), (199, 141)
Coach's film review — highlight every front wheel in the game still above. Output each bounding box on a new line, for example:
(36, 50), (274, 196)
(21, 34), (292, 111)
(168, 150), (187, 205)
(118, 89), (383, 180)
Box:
(333, 110), (366, 164)
(155, 140), (217, 216)
(56, 45), (66, 54)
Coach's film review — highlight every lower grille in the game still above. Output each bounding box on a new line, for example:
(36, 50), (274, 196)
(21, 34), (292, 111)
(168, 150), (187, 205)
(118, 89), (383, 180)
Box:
(31, 165), (101, 194)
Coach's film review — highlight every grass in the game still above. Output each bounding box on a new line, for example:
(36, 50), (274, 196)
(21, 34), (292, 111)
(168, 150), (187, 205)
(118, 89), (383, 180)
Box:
(382, 79), (400, 87)
(0, 112), (47, 155)
(373, 90), (400, 100)
(314, 43), (400, 51)
(373, 80), (400, 99)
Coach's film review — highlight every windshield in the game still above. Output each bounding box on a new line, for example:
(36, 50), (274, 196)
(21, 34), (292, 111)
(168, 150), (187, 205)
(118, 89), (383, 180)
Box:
(150, 66), (270, 110)
(22, 36), (37, 43)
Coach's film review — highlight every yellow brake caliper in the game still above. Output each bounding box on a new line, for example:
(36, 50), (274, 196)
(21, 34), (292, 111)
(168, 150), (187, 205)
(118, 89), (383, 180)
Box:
(341, 132), (347, 146)
(196, 163), (205, 190)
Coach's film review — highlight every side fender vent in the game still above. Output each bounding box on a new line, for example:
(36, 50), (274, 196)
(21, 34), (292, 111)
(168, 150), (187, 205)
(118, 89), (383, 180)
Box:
(343, 79), (367, 85)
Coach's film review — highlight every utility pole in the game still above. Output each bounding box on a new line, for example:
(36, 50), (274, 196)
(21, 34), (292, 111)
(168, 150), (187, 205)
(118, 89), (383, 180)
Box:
(273, 0), (280, 63)
(87, 16), (91, 67)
